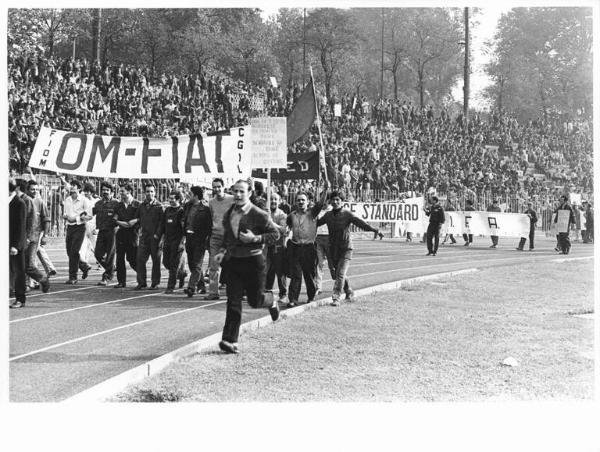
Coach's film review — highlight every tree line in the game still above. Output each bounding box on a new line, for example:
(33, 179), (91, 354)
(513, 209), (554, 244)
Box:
(8, 7), (592, 120)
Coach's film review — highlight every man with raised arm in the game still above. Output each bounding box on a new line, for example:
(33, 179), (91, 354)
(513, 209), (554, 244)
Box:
(317, 190), (383, 307)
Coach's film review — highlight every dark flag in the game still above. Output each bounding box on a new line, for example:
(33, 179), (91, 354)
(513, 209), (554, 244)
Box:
(287, 79), (316, 146)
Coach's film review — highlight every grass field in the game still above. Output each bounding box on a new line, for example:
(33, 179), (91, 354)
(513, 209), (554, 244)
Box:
(113, 260), (594, 402)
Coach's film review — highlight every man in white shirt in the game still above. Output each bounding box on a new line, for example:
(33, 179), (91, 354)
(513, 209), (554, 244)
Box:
(63, 180), (93, 284)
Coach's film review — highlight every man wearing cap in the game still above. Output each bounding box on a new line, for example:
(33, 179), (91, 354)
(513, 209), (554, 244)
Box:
(487, 199), (501, 248)
(516, 202), (537, 251)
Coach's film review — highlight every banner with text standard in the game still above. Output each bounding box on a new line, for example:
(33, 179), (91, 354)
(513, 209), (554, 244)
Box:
(29, 126), (251, 179)
(251, 152), (319, 180)
(342, 198), (425, 233)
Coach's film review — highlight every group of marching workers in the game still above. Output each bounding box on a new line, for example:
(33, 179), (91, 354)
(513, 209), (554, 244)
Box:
(9, 176), (387, 354)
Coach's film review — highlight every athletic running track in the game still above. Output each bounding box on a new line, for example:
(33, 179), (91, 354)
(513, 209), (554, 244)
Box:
(8, 235), (593, 402)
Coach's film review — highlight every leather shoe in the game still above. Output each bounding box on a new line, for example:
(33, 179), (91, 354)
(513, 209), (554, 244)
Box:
(148, 284), (159, 290)
(185, 288), (194, 298)
(204, 294), (220, 300)
(48, 269), (57, 277)
(82, 267), (90, 280)
(219, 340), (238, 354)
(133, 284), (147, 290)
(165, 288), (174, 294)
(9, 300), (25, 308)
(65, 279), (77, 285)
(40, 278), (50, 293)
(114, 283), (126, 288)
(269, 303), (280, 321)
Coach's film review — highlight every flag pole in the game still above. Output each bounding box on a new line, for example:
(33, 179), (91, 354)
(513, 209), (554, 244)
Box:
(309, 66), (329, 191)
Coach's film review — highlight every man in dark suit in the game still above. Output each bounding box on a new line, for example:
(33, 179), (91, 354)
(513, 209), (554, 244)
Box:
(10, 181), (28, 308)
(214, 180), (280, 354)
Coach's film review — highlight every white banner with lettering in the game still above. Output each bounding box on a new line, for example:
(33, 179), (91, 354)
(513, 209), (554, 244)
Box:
(441, 211), (530, 238)
(342, 198), (425, 233)
(29, 126), (251, 179)
(336, 198), (533, 238)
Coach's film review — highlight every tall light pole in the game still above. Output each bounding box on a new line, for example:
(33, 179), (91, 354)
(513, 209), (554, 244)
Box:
(380, 8), (385, 100)
(463, 7), (470, 126)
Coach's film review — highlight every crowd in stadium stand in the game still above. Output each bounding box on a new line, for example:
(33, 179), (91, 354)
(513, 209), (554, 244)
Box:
(8, 52), (593, 207)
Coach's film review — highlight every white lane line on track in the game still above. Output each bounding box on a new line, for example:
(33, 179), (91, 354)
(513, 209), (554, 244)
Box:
(9, 300), (224, 362)
(10, 252), (582, 361)
(551, 256), (594, 263)
(12, 251), (561, 324)
(9, 293), (162, 324)
(11, 282), (118, 300)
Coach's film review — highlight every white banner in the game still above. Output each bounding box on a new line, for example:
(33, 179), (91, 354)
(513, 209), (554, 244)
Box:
(338, 199), (530, 238)
(334, 103), (342, 117)
(342, 198), (425, 233)
(29, 127), (251, 179)
(249, 117), (287, 168)
(441, 211), (530, 238)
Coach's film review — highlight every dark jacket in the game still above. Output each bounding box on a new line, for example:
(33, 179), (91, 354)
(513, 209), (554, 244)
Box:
(10, 195), (27, 251)
(317, 208), (378, 258)
(93, 198), (120, 230)
(137, 199), (164, 238)
(425, 204), (445, 225)
(524, 207), (538, 226)
(183, 201), (212, 242)
(115, 199), (140, 240)
(160, 205), (185, 242)
(220, 203), (279, 258)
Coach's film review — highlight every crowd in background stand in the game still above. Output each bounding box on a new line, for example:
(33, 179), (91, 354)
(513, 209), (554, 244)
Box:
(9, 52), (593, 222)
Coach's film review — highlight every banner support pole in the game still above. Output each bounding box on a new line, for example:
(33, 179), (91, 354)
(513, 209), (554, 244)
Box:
(309, 66), (328, 188)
